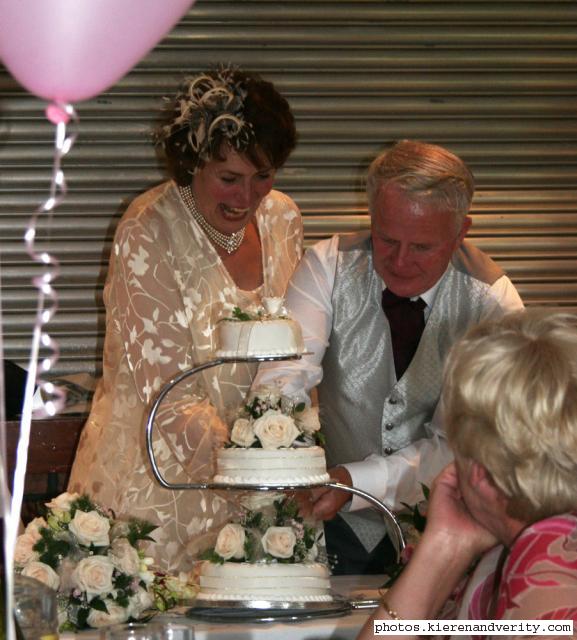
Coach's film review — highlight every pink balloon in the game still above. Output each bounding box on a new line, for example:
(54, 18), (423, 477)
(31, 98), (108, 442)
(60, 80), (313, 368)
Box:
(0, 0), (194, 103)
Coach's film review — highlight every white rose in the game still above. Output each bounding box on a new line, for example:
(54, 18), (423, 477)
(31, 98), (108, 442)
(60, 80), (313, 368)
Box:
(45, 492), (79, 513)
(230, 418), (256, 447)
(86, 600), (129, 628)
(72, 555), (115, 599)
(108, 538), (140, 576)
(214, 523), (246, 560)
(21, 561), (60, 590)
(24, 517), (47, 542)
(296, 406), (321, 434)
(261, 526), (297, 559)
(253, 410), (300, 449)
(68, 509), (110, 547)
(13, 532), (39, 566)
(239, 491), (283, 511)
(128, 586), (154, 619)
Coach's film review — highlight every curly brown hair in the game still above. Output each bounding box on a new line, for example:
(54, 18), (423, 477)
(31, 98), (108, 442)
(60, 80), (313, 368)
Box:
(157, 67), (297, 185)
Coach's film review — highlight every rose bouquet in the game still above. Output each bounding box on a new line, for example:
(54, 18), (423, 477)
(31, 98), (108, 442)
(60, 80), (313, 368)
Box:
(202, 496), (321, 564)
(228, 386), (325, 450)
(13, 492), (196, 631)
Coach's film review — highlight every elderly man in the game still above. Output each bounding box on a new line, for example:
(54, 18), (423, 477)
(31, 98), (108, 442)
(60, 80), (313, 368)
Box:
(255, 140), (524, 574)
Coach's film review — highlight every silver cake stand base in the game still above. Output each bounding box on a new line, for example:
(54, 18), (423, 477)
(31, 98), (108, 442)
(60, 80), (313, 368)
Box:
(185, 597), (352, 623)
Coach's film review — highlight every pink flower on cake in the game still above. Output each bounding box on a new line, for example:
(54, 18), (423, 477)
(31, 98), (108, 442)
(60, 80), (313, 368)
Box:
(261, 526), (297, 558)
(68, 509), (111, 547)
(21, 561), (61, 590)
(253, 410), (301, 449)
(214, 523), (246, 560)
(230, 418), (256, 447)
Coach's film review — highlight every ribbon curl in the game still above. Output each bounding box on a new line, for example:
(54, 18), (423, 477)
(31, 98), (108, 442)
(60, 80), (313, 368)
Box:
(5, 101), (77, 640)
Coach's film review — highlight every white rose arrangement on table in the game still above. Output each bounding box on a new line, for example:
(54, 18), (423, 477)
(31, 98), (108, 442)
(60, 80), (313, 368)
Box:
(202, 496), (321, 564)
(13, 492), (197, 631)
(228, 386), (325, 450)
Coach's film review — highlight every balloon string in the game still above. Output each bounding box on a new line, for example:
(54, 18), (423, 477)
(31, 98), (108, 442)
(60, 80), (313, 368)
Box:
(6, 102), (78, 640)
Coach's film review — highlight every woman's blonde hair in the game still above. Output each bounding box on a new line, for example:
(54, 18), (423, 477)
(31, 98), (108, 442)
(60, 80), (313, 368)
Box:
(443, 309), (577, 522)
(366, 140), (474, 231)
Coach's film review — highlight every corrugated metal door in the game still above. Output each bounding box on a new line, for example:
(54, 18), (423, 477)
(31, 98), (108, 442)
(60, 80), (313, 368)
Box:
(1, 0), (576, 375)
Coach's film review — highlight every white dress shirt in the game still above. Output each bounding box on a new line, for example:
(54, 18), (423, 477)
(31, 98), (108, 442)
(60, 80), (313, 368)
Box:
(255, 235), (525, 511)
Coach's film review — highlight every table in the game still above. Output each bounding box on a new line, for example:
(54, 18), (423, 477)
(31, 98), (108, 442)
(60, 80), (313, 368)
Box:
(61, 575), (383, 640)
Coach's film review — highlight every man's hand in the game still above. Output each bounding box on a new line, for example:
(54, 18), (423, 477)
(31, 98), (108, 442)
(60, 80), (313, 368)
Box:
(305, 465), (353, 520)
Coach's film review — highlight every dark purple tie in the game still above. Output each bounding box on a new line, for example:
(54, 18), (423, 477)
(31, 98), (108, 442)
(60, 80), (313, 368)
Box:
(381, 288), (426, 379)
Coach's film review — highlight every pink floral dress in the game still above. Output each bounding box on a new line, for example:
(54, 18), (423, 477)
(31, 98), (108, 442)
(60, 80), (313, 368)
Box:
(455, 513), (577, 633)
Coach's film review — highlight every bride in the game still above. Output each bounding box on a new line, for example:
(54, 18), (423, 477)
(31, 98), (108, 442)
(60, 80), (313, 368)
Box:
(68, 67), (303, 572)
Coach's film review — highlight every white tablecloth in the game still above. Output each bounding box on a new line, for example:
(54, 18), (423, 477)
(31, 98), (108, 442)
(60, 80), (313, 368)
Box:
(62, 575), (383, 640)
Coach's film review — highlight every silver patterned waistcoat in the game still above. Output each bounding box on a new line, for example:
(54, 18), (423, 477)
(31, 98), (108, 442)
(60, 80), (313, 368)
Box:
(317, 231), (504, 551)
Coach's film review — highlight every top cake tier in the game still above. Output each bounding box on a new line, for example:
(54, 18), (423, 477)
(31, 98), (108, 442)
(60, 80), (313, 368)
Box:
(215, 314), (305, 359)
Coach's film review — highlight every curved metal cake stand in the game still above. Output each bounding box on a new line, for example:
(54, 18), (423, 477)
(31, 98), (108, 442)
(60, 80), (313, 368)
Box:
(145, 354), (406, 562)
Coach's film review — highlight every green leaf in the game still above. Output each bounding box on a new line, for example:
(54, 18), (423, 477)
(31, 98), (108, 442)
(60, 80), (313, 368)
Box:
(113, 572), (132, 591)
(72, 494), (99, 514)
(89, 598), (108, 613)
(199, 549), (225, 564)
(420, 483), (430, 500)
(413, 506), (427, 533)
(126, 518), (158, 546)
(76, 608), (89, 629)
(314, 431), (326, 446)
(244, 531), (257, 562)
(115, 592), (130, 608)
(232, 307), (251, 321)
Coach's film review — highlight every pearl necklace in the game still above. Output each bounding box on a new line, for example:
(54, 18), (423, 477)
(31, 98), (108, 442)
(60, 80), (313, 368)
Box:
(179, 185), (246, 254)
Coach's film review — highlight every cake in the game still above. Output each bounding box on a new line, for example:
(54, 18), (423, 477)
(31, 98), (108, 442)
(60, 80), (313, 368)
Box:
(214, 297), (305, 359)
(214, 446), (329, 486)
(215, 317), (304, 359)
(196, 496), (332, 603)
(197, 562), (332, 602)
(213, 386), (330, 487)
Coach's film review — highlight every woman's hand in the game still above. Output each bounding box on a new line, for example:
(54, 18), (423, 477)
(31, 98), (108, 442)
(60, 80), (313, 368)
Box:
(422, 462), (498, 561)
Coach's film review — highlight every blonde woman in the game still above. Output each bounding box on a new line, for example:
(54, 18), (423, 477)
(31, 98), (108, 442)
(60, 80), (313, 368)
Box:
(358, 309), (577, 635)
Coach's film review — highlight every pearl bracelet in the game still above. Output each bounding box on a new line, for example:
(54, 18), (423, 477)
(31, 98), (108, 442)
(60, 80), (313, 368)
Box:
(379, 590), (403, 620)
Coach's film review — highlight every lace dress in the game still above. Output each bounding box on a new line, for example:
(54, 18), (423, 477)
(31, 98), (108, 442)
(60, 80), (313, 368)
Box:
(68, 181), (303, 572)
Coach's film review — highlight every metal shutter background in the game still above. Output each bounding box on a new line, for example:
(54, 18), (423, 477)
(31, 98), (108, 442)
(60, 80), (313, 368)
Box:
(1, 0), (576, 375)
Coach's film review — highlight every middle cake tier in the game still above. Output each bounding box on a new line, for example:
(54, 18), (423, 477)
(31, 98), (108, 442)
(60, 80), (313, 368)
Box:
(213, 445), (330, 486)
